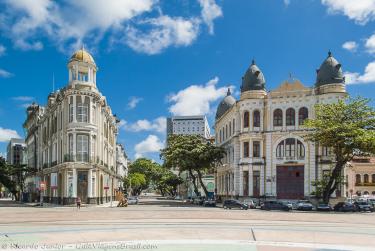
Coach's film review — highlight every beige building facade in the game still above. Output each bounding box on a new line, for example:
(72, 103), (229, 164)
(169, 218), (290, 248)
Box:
(23, 49), (123, 204)
(346, 157), (375, 198)
(215, 52), (347, 200)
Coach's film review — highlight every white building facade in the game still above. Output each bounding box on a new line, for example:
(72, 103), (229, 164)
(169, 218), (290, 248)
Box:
(215, 52), (347, 200)
(116, 144), (129, 179)
(167, 115), (211, 139)
(23, 49), (124, 205)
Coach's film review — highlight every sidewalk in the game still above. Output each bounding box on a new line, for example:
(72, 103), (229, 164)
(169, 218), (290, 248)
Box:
(21, 200), (120, 208)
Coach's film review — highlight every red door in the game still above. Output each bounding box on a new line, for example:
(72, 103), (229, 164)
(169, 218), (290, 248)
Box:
(276, 166), (304, 199)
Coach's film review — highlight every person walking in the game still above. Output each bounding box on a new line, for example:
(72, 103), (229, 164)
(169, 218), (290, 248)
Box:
(76, 197), (81, 210)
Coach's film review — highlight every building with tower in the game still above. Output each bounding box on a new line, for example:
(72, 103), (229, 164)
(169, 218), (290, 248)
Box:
(23, 48), (124, 205)
(214, 52), (347, 200)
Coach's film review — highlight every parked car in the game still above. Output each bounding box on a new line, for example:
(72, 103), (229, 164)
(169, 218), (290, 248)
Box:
(285, 201), (294, 210)
(193, 197), (205, 206)
(334, 202), (356, 212)
(127, 196), (139, 205)
(260, 201), (290, 211)
(223, 200), (248, 210)
(316, 204), (332, 212)
(296, 200), (314, 211)
(354, 201), (374, 212)
(243, 199), (256, 209)
(203, 198), (216, 207)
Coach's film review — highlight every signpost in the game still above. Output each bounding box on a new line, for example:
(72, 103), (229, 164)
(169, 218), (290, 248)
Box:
(40, 181), (46, 206)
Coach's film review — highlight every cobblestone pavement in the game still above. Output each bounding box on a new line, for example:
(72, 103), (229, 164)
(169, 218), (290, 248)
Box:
(0, 197), (374, 251)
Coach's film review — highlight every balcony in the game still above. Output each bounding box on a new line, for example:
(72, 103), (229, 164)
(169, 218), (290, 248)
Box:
(355, 182), (375, 187)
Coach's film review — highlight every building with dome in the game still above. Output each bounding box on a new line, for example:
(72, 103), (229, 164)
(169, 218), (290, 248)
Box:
(214, 52), (347, 200)
(23, 48), (124, 205)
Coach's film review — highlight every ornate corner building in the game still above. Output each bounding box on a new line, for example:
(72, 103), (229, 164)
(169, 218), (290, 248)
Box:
(23, 49), (123, 205)
(215, 52), (347, 200)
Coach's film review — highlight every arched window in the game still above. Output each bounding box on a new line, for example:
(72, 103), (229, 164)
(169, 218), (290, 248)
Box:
(372, 191), (375, 195)
(273, 109), (283, 127)
(364, 191), (369, 195)
(253, 110), (260, 127)
(356, 174), (361, 184)
(286, 108), (295, 126)
(276, 138), (304, 159)
(243, 111), (250, 128)
(298, 107), (308, 125)
(372, 174), (375, 183)
(364, 174), (369, 183)
(356, 191), (361, 196)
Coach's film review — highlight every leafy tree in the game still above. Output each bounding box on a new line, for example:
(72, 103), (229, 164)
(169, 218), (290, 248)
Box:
(304, 97), (375, 203)
(155, 169), (183, 196)
(160, 134), (225, 197)
(128, 173), (146, 196)
(129, 158), (160, 190)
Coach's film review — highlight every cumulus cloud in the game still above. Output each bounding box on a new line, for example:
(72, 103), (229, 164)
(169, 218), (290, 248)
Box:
(283, 0), (291, 7)
(365, 33), (375, 54)
(342, 41), (358, 52)
(321, 0), (375, 25)
(124, 15), (200, 55)
(120, 116), (166, 134)
(0, 69), (13, 78)
(134, 134), (163, 159)
(0, 0), (222, 53)
(0, 127), (21, 142)
(198, 0), (223, 34)
(168, 77), (231, 116)
(345, 61), (375, 84)
(127, 96), (143, 109)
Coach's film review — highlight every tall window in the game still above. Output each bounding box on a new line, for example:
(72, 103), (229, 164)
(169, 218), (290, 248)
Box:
(77, 104), (88, 122)
(76, 134), (89, 162)
(253, 141), (260, 158)
(276, 138), (304, 159)
(273, 109), (282, 126)
(232, 119), (235, 134)
(69, 104), (74, 123)
(229, 122), (232, 137)
(253, 110), (260, 127)
(243, 142), (249, 158)
(69, 134), (74, 160)
(285, 138), (296, 157)
(243, 111), (250, 128)
(298, 107), (308, 125)
(286, 108), (295, 126)
(356, 174), (361, 184)
(372, 174), (375, 183)
(364, 174), (369, 183)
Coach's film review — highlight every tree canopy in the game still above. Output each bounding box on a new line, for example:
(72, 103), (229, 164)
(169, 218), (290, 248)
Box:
(304, 97), (375, 203)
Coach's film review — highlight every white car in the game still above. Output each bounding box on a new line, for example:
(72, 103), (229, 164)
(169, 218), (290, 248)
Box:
(128, 196), (139, 205)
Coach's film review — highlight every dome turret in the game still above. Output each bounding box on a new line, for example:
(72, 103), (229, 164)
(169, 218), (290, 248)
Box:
(241, 60), (266, 92)
(216, 88), (236, 120)
(316, 51), (344, 87)
(69, 48), (96, 66)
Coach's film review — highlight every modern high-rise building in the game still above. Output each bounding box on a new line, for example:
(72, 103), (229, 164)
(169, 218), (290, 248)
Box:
(23, 48), (124, 205)
(166, 115), (211, 139)
(6, 138), (27, 166)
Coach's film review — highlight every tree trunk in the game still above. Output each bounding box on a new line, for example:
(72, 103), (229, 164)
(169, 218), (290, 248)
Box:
(188, 169), (199, 197)
(196, 169), (209, 197)
(322, 161), (344, 204)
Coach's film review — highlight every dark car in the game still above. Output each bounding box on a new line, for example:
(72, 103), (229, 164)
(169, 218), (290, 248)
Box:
(354, 201), (374, 212)
(223, 200), (248, 210)
(316, 204), (332, 212)
(296, 200), (314, 211)
(334, 202), (356, 212)
(260, 201), (290, 211)
(203, 198), (216, 207)
(193, 197), (205, 206)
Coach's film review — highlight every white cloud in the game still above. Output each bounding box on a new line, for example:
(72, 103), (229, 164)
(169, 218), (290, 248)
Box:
(0, 69), (13, 78)
(1, 0), (222, 54)
(134, 134), (163, 159)
(120, 116), (166, 134)
(342, 41), (358, 52)
(365, 33), (375, 54)
(168, 77), (230, 116)
(321, 0), (375, 25)
(0, 127), (21, 142)
(12, 96), (34, 101)
(283, 0), (291, 7)
(127, 96), (143, 109)
(125, 15), (200, 55)
(345, 61), (375, 84)
(0, 45), (6, 56)
(198, 0), (223, 34)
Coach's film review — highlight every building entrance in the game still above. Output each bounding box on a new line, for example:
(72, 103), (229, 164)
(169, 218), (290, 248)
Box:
(77, 171), (88, 202)
(276, 165), (304, 199)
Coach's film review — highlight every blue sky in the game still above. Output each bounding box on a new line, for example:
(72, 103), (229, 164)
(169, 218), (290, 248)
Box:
(0, 0), (375, 161)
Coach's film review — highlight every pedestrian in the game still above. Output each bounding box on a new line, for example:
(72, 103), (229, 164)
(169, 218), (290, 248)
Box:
(76, 197), (81, 210)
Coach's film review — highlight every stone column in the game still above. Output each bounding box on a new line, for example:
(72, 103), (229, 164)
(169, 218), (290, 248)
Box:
(249, 166), (253, 196)
(73, 168), (77, 198)
(88, 169), (92, 199)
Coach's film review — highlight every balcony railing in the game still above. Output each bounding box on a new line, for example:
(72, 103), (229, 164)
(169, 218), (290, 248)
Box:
(355, 182), (375, 186)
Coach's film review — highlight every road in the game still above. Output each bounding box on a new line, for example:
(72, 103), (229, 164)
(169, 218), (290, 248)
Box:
(0, 197), (374, 250)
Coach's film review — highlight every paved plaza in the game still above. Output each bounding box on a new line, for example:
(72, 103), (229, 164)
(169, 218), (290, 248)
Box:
(0, 197), (374, 251)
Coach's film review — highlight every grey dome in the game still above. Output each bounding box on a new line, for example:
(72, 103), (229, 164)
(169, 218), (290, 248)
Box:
(241, 60), (266, 92)
(316, 51), (344, 87)
(216, 89), (236, 119)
